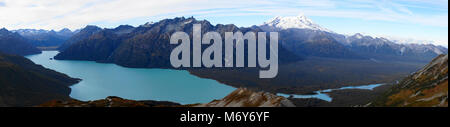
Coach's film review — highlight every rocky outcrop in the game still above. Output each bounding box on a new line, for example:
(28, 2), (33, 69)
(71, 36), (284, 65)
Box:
(38, 96), (181, 107)
(373, 54), (448, 107)
(195, 88), (295, 107)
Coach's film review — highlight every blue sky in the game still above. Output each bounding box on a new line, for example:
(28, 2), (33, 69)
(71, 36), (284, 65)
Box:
(0, 0), (448, 46)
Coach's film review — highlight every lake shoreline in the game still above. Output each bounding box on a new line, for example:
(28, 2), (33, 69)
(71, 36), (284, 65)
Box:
(26, 51), (236, 105)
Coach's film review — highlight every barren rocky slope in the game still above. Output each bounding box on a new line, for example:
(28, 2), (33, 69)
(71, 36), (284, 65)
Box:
(373, 54), (448, 107)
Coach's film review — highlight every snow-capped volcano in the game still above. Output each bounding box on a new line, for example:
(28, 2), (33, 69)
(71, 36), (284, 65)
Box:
(261, 14), (331, 32)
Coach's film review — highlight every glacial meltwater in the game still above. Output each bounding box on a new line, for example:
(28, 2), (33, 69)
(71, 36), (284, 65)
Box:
(26, 51), (236, 104)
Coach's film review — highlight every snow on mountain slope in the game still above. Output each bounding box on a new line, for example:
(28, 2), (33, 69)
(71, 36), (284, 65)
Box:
(261, 14), (331, 32)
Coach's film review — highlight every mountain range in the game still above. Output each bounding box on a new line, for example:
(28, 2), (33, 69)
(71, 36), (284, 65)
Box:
(54, 17), (302, 68)
(260, 14), (447, 62)
(3, 14), (445, 63)
(49, 16), (447, 95)
(13, 28), (77, 48)
(53, 15), (447, 65)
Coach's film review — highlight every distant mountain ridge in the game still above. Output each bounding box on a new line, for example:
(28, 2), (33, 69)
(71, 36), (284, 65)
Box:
(276, 28), (364, 59)
(7, 15), (444, 63)
(260, 15), (447, 62)
(13, 28), (77, 47)
(341, 33), (447, 62)
(13, 28), (75, 38)
(0, 28), (41, 56)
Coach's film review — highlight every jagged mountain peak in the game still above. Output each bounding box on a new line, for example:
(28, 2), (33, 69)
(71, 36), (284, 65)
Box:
(0, 28), (10, 35)
(262, 14), (331, 32)
(0, 28), (8, 31)
(352, 33), (365, 39)
(0, 28), (21, 37)
(12, 28), (75, 38)
(82, 25), (102, 31)
(58, 28), (72, 33)
(115, 25), (134, 29)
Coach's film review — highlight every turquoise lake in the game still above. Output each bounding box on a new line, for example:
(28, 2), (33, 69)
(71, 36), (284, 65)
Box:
(26, 51), (236, 104)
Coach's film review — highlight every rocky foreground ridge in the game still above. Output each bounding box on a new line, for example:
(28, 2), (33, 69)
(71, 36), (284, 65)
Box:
(195, 88), (295, 107)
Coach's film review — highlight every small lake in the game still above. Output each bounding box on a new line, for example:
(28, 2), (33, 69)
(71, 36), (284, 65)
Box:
(26, 51), (236, 104)
(277, 84), (384, 102)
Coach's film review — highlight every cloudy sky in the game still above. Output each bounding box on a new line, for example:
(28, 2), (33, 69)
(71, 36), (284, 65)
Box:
(0, 0), (448, 46)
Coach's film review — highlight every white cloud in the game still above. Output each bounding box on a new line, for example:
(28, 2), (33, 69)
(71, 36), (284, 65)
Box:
(0, 0), (447, 29)
(384, 35), (448, 48)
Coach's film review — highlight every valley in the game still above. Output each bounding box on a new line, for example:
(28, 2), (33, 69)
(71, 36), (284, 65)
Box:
(188, 56), (424, 95)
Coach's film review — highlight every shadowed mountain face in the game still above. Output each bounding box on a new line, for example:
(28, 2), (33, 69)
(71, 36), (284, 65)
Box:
(55, 28), (131, 62)
(55, 17), (303, 68)
(373, 54), (448, 107)
(58, 25), (102, 51)
(0, 53), (80, 107)
(277, 29), (363, 59)
(0, 28), (41, 56)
